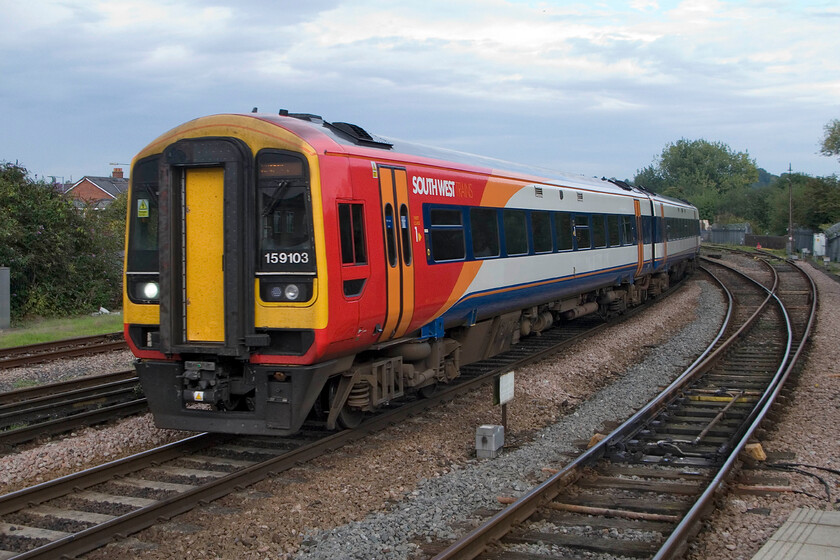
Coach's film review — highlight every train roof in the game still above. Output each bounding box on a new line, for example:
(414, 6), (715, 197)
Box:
(187, 111), (696, 211)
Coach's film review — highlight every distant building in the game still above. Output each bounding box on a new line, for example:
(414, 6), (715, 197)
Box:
(65, 168), (128, 208)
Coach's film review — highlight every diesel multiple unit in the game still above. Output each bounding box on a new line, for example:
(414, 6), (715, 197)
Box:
(123, 111), (701, 435)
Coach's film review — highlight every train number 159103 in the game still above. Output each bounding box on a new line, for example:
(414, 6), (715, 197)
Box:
(264, 252), (310, 265)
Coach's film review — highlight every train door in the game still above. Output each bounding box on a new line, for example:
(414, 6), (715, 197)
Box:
(183, 167), (225, 343)
(659, 202), (668, 267)
(634, 199), (645, 276)
(378, 166), (415, 340)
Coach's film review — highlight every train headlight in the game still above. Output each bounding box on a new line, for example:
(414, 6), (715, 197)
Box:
(128, 274), (161, 304)
(143, 281), (160, 300)
(284, 284), (300, 301)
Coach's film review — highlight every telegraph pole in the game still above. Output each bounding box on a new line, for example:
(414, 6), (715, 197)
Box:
(787, 164), (793, 256)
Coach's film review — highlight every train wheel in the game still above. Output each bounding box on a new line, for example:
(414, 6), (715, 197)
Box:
(419, 383), (438, 398)
(328, 380), (364, 429)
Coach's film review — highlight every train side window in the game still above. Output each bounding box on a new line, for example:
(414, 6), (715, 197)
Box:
(592, 215), (607, 248)
(470, 207), (499, 258)
(642, 216), (652, 244)
(607, 215), (620, 247)
(621, 215), (636, 245)
(384, 203), (397, 267)
(574, 215), (591, 250)
(338, 203), (366, 265)
(531, 211), (552, 253)
(399, 204), (411, 265)
(429, 208), (465, 261)
(503, 209), (528, 255)
(555, 212), (573, 251)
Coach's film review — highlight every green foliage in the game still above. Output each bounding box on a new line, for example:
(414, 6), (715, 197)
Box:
(764, 174), (840, 235)
(634, 139), (758, 221)
(0, 162), (126, 319)
(820, 119), (840, 162)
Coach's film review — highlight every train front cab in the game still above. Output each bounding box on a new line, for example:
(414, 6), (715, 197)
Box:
(124, 130), (346, 436)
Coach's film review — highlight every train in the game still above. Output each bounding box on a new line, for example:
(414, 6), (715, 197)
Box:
(123, 110), (701, 436)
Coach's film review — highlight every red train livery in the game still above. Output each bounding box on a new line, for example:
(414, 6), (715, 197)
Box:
(123, 111), (700, 435)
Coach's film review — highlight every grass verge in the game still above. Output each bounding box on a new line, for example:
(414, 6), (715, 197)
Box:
(0, 313), (124, 349)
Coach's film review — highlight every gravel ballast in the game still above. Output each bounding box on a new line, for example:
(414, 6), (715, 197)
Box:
(85, 276), (722, 560)
(8, 262), (835, 560)
(684, 262), (840, 560)
(291, 279), (725, 560)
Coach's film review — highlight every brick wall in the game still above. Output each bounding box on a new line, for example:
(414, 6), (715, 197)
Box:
(67, 179), (111, 203)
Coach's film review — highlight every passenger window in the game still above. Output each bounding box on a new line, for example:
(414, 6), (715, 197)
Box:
(642, 216), (653, 244)
(503, 210), (528, 255)
(592, 215), (607, 248)
(399, 204), (411, 265)
(532, 211), (552, 253)
(338, 203), (366, 265)
(574, 215), (591, 250)
(621, 216), (636, 245)
(608, 215), (620, 247)
(555, 212), (573, 251)
(430, 208), (465, 261)
(384, 204), (397, 267)
(470, 208), (499, 258)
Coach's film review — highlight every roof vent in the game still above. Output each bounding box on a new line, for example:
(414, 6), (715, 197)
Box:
(327, 122), (393, 149)
(608, 179), (634, 191)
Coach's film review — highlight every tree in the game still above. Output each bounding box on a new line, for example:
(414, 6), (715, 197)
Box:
(0, 162), (125, 319)
(634, 139), (759, 220)
(820, 119), (840, 162)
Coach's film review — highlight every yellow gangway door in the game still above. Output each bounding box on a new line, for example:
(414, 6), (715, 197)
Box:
(185, 167), (225, 343)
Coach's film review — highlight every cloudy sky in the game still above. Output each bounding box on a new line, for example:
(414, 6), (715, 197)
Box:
(2, 0), (838, 184)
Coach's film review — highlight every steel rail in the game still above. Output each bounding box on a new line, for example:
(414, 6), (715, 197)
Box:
(651, 256), (805, 560)
(433, 255), (814, 560)
(0, 370), (136, 406)
(0, 280), (694, 560)
(0, 371), (145, 448)
(430, 267), (737, 560)
(0, 399), (148, 448)
(0, 333), (123, 358)
(0, 334), (126, 369)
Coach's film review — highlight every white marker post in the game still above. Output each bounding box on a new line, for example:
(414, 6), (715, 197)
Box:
(494, 370), (515, 433)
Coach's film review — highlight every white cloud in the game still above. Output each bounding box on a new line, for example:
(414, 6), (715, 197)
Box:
(1, 0), (838, 180)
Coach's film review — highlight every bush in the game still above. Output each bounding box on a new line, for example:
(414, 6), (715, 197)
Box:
(0, 162), (126, 319)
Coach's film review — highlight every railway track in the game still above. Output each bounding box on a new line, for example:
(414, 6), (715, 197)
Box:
(431, 251), (816, 560)
(0, 334), (127, 369)
(0, 278), (691, 559)
(0, 371), (146, 450)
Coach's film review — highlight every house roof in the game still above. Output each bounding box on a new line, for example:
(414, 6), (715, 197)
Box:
(67, 176), (129, 199)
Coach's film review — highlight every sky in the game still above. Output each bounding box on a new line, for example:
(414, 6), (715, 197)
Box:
(1, 0), (839, 185)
